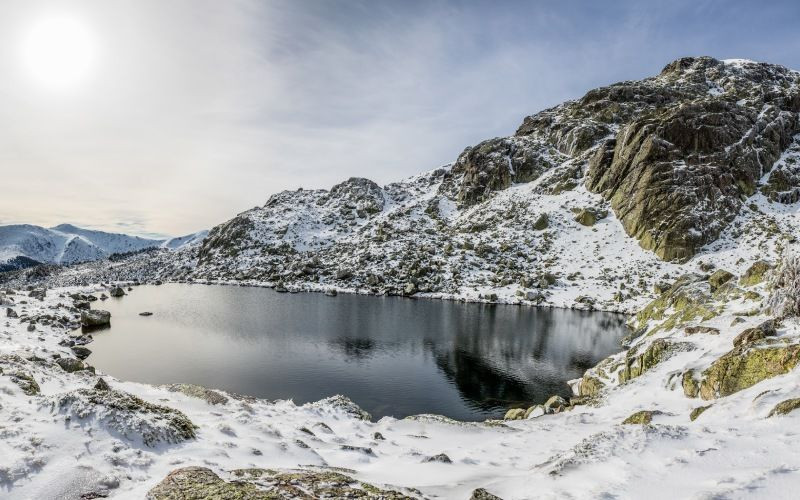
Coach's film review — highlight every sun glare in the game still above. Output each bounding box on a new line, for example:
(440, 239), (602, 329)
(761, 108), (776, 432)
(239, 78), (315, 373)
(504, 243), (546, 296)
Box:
(21, 14), (95, 90)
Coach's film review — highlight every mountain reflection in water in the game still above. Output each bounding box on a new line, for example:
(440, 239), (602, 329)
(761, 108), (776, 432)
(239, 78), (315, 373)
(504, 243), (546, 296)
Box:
(88, 284), (627, 420)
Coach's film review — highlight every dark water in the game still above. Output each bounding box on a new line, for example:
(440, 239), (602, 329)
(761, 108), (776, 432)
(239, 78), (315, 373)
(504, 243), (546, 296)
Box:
(87, 284), (628, 420)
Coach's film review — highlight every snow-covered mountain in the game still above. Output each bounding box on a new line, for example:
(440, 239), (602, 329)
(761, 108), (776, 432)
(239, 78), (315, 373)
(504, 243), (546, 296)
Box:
(180, 57), (800, 311)
(0, 224), (206, 270)
(161, 230), (209, 250)
(14, 57), (800, 314)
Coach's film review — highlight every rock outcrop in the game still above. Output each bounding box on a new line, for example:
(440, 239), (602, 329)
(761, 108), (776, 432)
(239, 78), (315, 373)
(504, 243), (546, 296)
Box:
(146, 466), (414, 499)
(699, 342), (800, 399)
(80, 310), (111, 327)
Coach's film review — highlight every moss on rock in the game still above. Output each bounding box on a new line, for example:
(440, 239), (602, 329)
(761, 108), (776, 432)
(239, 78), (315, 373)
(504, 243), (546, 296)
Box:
(634, 274), (718, 333)
(739, 260), (773, 287)
(578, 375), (606, 397)
(619, 339), (692, 383)
(147, 466), (415, 499)
(146, 467), (272, 499)
(682, 370), (700, 398)
(699, 343), (800, 400)
(503, 408), (526, 420)
(622, 410), (661, 425)
(708, 270), (735, 292)
(689, 405), (711, 421)
(767, 398), (800, 417)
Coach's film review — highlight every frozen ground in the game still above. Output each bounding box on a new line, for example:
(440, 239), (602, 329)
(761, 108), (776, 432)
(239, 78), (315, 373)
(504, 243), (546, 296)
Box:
(1, 275), (799, 499)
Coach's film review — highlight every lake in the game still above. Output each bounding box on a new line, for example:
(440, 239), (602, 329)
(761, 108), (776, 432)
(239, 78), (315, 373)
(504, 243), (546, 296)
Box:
(86, 284), (628, 420)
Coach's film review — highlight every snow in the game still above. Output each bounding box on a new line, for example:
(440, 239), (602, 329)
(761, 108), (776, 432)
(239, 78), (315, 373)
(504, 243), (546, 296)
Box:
(2, 282), (799, 498)
(0, 224), (206, 266)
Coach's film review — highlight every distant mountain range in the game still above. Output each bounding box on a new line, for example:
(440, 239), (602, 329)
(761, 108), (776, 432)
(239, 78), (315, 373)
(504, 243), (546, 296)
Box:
(0, 223), (207, 271)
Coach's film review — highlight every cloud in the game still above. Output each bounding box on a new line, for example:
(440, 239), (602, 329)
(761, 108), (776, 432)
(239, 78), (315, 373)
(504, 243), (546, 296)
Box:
(0, 0), (798, 236)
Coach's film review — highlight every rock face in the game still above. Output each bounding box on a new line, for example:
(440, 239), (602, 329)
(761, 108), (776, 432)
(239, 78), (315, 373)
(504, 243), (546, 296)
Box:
(585, 57), (800, 261)
(442, 137), (562, 206)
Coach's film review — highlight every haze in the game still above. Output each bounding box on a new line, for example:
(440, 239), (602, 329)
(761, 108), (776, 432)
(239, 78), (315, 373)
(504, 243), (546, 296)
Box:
(1, 0), (799, 237)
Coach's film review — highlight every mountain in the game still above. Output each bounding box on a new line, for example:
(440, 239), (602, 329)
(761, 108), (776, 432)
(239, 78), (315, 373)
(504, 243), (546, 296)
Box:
(181, 57), (800, 309)
(9, 57), (800, 313)
(0, 224), (206, 269)
(161, 230), (209, 250)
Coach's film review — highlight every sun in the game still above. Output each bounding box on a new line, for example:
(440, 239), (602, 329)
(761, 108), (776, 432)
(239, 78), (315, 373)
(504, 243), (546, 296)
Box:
(21, 14), (96, 90)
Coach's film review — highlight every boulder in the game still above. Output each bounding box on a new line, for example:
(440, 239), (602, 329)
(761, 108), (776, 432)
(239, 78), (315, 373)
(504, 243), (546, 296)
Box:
(682, 371), (700, 398)
(740, 261), (773, 287)
(6, 308), (18, 318)
(81, 310), (111, 327)
(524, 405), (546, 419)
(684, 326), (720, 336)
(578, 375), (605, 397)
(533, 213), (549, 230)
(544, 395), (568, 412)
(56, 357), (93, 373)
(700, 343), (800, 399)
(71, 346), (92, 360)
(503, 408), (526, 420)
(622, 410), (662, 425)
(109, 287), (125, 298)
(732, 320), (778, 348)
(708, 270), (735, 292)
(573, 208), (606, 227)
(94, 378), (111, 391)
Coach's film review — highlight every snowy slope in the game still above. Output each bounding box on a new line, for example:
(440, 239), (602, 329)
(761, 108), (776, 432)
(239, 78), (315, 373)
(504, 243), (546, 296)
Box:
(161, 230), (209, 250)
(0, 224), (207, 268)
(1, 272), (800, 499)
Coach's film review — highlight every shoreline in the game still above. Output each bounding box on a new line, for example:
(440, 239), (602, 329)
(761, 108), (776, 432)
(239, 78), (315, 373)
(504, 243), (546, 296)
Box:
(3, 261), (800, 498)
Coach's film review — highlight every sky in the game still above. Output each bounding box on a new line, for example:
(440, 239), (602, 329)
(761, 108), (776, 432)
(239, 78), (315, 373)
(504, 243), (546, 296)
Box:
(1, 0), (799, 237)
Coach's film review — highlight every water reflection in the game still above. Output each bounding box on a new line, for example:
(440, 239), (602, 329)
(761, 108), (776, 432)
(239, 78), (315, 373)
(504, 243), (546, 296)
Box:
(87, 284), (627, 420)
